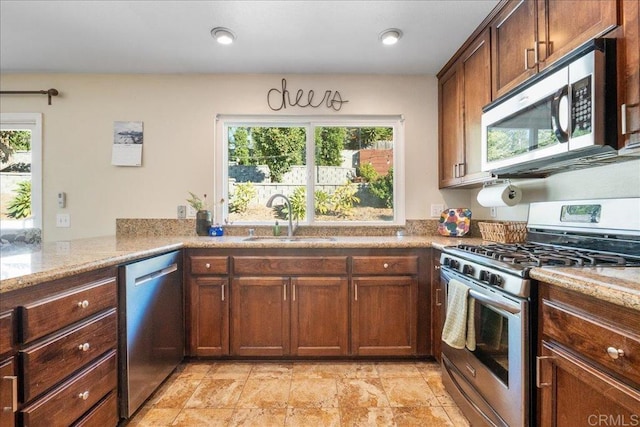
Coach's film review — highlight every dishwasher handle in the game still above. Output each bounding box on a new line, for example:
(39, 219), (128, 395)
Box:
(134, 263), (178, 287)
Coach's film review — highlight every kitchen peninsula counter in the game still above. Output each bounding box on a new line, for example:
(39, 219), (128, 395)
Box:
(0, 234), (477, 293)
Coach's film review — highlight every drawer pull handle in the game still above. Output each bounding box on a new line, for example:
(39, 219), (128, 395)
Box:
(78, 342), (90, 352)
(77, 300), (89, 309)
(536, 356), (554, 388)
(78, 391), (89, 400)
(606, 347), (625, 360)
(205, 263), (211, 269)
(1, 376), (17, 413)
(383, 263), (389, 269)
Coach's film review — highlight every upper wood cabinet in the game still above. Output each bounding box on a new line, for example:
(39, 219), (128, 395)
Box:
(438, 29), (493, 188)
(491, 0), (619, 99)
(620, 0), (640, 149)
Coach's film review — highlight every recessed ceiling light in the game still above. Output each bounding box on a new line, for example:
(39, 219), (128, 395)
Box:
(211, 27), (236, 45)
(379, 29), (402, 46)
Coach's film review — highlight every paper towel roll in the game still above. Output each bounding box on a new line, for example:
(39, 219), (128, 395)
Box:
(477, 184), (522, 207)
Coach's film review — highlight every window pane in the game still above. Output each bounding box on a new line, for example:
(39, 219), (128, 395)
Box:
(315, 126), (394, 222)
(1, 130), (33, 228)
(227, 126), (307, 223)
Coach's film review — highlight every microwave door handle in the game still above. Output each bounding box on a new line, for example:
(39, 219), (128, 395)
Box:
(551, 86), (569, 143)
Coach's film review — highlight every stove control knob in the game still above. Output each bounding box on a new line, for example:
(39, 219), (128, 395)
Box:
(443, 257), (451, 266)
(489, 273), (503, 287)
(479, 270), (491, 282)
(449, 259), (459, 269)
(462, 265), (474, 275)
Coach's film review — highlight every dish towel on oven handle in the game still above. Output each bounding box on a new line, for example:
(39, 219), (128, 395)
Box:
(442, 278), (476, 351)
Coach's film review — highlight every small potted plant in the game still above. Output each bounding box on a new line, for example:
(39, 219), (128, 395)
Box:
(187, 192), (212, 236)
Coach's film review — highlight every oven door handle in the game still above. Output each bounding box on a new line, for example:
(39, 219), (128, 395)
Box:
(468, 289), (521, 314)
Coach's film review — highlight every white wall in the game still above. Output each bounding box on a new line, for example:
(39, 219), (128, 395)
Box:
(1, 73), (458, 241)
(2, 73), (637, 241)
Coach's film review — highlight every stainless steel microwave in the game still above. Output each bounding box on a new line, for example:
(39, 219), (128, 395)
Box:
(481, 39), (618, 177)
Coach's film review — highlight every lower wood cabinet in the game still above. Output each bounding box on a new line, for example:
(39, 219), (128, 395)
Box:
(0, 267), (119, 426)
(431, 249), (443, 362)
(537, 282), (640, 425)
(186, 247), (431, 358)
(351, 276), (417, 356)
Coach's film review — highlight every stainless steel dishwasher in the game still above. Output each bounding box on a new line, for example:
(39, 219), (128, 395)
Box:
(119, 250), (184, 418)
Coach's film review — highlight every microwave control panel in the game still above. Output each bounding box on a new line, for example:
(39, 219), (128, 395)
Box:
(571, 75), (592, 137)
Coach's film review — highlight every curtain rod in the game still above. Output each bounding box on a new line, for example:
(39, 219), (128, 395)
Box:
(0, 88), (59, 105)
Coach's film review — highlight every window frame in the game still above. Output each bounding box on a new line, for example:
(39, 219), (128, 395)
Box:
(215, 114), (405, 227)
(0, 112), (43, 230)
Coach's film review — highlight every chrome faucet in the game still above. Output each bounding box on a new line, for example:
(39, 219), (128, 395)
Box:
(266, 193), (297, 237)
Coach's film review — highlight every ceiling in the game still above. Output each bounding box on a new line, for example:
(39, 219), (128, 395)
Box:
(0, 0), (499, 75)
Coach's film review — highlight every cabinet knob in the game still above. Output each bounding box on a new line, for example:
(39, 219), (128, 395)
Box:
(78, 342), (90, 352)
(383, 263), (389, 269)
(434, 265), (440, 270)
(606, 347), (624, 360)
(205, 263), (211, 269)
(77, 300), (89, 309)
(78, 391), (89, 400)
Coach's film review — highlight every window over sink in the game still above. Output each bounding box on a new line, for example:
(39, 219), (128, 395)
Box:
(215, 115), (405, 226)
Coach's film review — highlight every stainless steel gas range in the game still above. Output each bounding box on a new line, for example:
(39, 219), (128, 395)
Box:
(439, 198), (640, 427)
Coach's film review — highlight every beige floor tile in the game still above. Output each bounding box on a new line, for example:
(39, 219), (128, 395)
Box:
(444, 405), (472, 426)
(128, 408), (181, 426)
(375, 362), (423, 379)
(293, 362), (378, 379)
(285, 407), (341, 427)
(171, 408), (234, 426)
(381, 377), (440, 407)
(415, 361), (442, 378)
(236, 378), (291, 408)
(339, 407), (396, 427)
(288, 378), (339, 408)
(207, 362), (253, 380)
(229, 408), (287, 426)
(177, 362), (214, 380)
(425, 376), (456, 406)
(153, 378), (202, 409)
(336, 378), (390, 408)
(185, 379), (245, 409)
(249, 362), (294, 379)
(393, 406), (454, 426)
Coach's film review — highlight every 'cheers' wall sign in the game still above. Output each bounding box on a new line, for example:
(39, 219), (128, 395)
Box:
(267, 78), (349, 112)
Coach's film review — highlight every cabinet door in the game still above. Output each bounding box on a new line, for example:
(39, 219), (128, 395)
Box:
(438, 63), (463, 188)
(0, 357), (17, 427)
(351, 276), (417, 356)
(291, 277), (348, 356)
(539, 0), (618, 68)
(491, 0), (538, 98)
(538, 341), (640, 426)
(621, 0), (640, 148)
(460, 29), (492, 182)
(431, 252), (443, 362)
(188, 277), (229, 356)
(231, 277), (289, 356)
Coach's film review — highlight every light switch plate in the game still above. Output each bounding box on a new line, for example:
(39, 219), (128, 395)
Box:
(186, 206), (197, 218)
(56, 213), (70, 227)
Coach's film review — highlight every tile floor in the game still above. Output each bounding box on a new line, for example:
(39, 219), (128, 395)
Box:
(127, 360), (471, 427)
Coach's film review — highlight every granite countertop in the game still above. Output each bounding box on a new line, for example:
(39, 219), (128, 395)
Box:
(2, 235), (637, 313)
(530, 266), (640, 312)
(0, 234), (478, 293)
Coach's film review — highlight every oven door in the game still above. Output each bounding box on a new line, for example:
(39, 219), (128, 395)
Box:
(440, 267), (530, 427)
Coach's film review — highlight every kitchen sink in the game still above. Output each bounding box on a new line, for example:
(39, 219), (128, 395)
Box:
(242, 236), (336, 242)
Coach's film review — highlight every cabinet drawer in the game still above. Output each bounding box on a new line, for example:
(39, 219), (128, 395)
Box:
(0, 310), (15, 357)
(190, 256), (229, 275)
(21, 350), (117, 427)
(352, 256), (418, 275)
(71, 391), (118, 427)
(19, 277), (117, 343)
(21, 309), (117, 402)
(542, 300), (640, 385)
(234, 256), (348, 275)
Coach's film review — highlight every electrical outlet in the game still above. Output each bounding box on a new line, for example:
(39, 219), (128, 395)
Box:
(177, 205), (186, 219)
(430, 204), (444, 217)
(490, 207), (497, 218)
(186, 206), (197, 218)
(56, 213), (70, 227)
